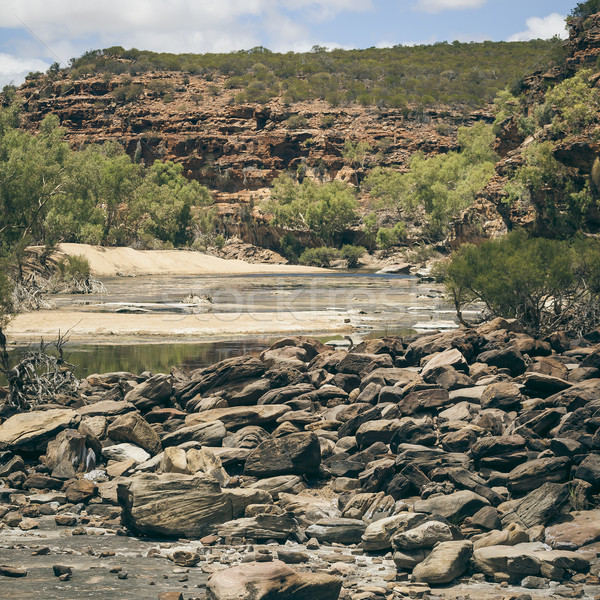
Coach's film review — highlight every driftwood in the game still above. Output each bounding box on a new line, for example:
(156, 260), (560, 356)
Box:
(0, 331), (80, 411)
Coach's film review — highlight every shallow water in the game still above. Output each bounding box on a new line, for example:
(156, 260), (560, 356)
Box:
(24, 271), (458, 376)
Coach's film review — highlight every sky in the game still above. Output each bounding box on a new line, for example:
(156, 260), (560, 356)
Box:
(0, 0), (579, 88)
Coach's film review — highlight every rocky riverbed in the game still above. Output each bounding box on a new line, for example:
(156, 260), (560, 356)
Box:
(1, 318), (600, 600)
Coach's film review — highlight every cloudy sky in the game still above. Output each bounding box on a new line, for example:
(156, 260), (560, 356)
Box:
(0, 0), (576, 88)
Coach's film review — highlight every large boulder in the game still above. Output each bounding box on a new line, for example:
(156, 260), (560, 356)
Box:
(412, 540), (473, 584)
(0, 409), (79, 451)
(206, 560), (342, 600)
(392, 521), (457, 550)
(413, 490), (489, 522)
(118, 473), (245, 538)
(244, 432), (321, 477)
(107, 412), (162, 455)
(161, 421), (227, 447)
(217, 514), (298, 540)
(501, 482), (569, 528)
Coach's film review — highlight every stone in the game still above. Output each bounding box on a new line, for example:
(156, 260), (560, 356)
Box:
(421, 348), (467, 377)
(305, 518), (367, 545)
(393, 548), (429, 569)
(501, 483), (569, 528)
(473, 522), (530, 551)
(412, 540), (473, 584)
(574, 454), (600, 489)
(414, 490), (489, 522)
(0, 565), (27, 577)
(470, 505), (501, 530)
(392, 521), (457, 550)
(169, 550), (200, 567)
(65, 480), (96, 503)
(244, 432), (321, 477)
(160, 447), (188, 474)
(187, 448), (230, 486)
(355, 419), (400, 448)
(117, 473), (234, 538)
(246, 475), (306, 498)
(107, 412), (162, 455)
(185, 406), (290, 430)
(102, 443), (151, 464)
(206, 560), (342, 600)
(77, 400), (135, 418)
(161, 421), (227, 447)
(0, 409), (79, 451)
(477, 347), (526, 376)
(481, 382), (522, 410)
(507, 457), (570, 494)
(218, 514), (298, 540)
(45, 429), (89, 479)
(362, 513), (427, 552)
(545, 510), (600, 549)
(473, 543), (543, 579)
(124, 373), (172, 410)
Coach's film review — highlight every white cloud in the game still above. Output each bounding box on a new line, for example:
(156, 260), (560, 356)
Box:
(414, 0), (487, 14)
(509, 13), (568, 41)
(0, 53), (49, 88)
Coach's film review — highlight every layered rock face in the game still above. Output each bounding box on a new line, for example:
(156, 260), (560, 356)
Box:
(1, 323), (600, 597)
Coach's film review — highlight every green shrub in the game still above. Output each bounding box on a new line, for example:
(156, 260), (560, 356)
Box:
(299, 246), (340, 267)
(340, 245), (366, 268)
(376, 222), (407, 251)
(57, 254), (91, 281)
(214, 234), (225, 250)
(440, 231), (600, 334)
(285, 115), (308, 129)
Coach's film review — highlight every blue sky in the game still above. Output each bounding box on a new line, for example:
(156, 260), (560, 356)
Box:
(0, 0), (578, 87)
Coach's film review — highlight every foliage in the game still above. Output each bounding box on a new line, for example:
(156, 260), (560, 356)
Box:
(504, 140), (596, 234)
(0, 105), (214, 249)
(570, 0), (600, 19)
(376, 223), (407, 251)
(340, 245), (366, 268)
(541, 69), (600, 135)
(365, 122), (496, 239)
(63, 39), (563, 108)
(440, 231), (600, 334)
(57, 255), (91, 281)
(266, 175), (358, 244)
(279, 232), (303, 261)
(299, 246), (340, 267)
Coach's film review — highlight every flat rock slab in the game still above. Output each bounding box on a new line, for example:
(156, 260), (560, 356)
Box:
(0, 409), (79, 450)
(545, 510), (600, 549)
(185, 405), (290, 430)
(206, 559), (342, 600)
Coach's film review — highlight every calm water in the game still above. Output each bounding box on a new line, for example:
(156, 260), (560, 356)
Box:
(16, 271), (458, 376)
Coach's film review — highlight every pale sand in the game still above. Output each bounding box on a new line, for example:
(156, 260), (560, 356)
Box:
(58, 243), (325, 277)
(7, 309), (353, 343)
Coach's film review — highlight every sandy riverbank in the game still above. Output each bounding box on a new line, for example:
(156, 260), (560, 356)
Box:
(57, 243), (325, 277)
(6, 309), (354, 343)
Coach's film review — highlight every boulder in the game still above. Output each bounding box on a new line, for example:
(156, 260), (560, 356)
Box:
(481, 382), (522, 411)
(161, 420), (227, 447)
(392, 521), (457, 550)
(501, 482), (569, 528)
(217, 514), (298, 540)
(107, 412), (162, 455)
(545, 510), (600, 549)
(118, 473), (235, 538)
(0, 409), (79, 451)
(244, 432), (321, 478)
(185, 406), (290, 430)
(473, 542), (544, 579)
(507, 457), (571, 494)
(574, 454), (600, 489)
(412, 540), (473, 584)
(45, 429), (89, 478)
(362, 513), (429, 552)
(477, 347), (526, 376)
(102, 443), (150, 465)
(421, 349), (467, 377)
(305, 518), (367, 545)
(206, 560), (342, 600)
(124, 374), (172, 410)
(473, 522), (529, 551)
(414, 490), (489, 522)
(355, 419), (400, 448)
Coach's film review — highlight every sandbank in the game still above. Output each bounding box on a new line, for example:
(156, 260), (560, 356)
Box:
(6, 309), (354, 343)
(57, 243), (325, 277)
